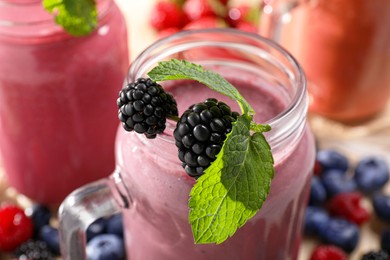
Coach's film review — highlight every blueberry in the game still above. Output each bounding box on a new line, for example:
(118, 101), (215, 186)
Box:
(381, 229), (390, 253)
(25, 204), (51, 237)
(39, 225), (60, 255)
(304, 206), (330, 236)
(321, 169), (357, 197)
(309, 176), (327, 206)
(373, 193), (390, 223)
(354, 157), (389, 193)
(87, 218), (107, 242)
(86, 234), (125, 260)
(320, 218), (360, 253)
(317, 149), (349, 172)
(106, 214), (124, 238)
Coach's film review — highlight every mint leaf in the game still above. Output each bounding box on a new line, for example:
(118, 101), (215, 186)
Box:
(148, 59), (254, 115)
(189, 115), (274, 244)
(148, 59), (275, 244)
(43, 0), (97, 36)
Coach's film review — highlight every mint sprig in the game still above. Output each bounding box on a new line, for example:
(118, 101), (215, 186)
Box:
(148, 59), (275, 244)
(148, 59), (254, 115)
(43, 0), (97, 36)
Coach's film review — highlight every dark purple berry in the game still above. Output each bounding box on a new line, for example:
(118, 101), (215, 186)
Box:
(24, 204), (51, 238)
(86, 234), (125, 260)
(354, 156), (389, 193)
(13, 239), (54, 260)
(381, 229), (390, 253)
(174, 98), (238, 178)
(320, 169), (357, 197)
(373, 193), (390, 223)
(320, 218), (359, 253)
(362, 250), (390, 260)
(117, 78), (178, 138)
(87, 218), (107, 242)
(309, 176), (327, 206)
(39, 225), (60, 255)
(304, 206), (329, 236)
(106, 214), (124, 239)
(317, 149), (349, 172)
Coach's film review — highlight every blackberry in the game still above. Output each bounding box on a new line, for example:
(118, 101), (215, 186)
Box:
(117, 77), (178, 139)
(13, 239), (54, 260)
(174, 98), (239, 178)
(362, 250), (390, 260)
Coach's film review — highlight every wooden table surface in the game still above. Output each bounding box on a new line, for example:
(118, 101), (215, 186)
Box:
(1, 0), (390, 259)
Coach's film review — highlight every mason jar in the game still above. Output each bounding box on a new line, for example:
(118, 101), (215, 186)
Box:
(58, 28), (315, 260)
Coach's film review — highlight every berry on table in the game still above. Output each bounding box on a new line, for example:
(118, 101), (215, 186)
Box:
(39, 225), (60, 255)
(117, 77), (178, 139)
(304, 206), (330, 237)
(106, 214), (124, 239)
(320, 217), (360, 253)
(310, 245), (347, 260)
(174, 98), (239, 178)
(182, 0), (216, 22)
(316, 149), (349, 172)
(150, 1), (185, 31)
(0, 204), (33, 251)
(372, 193), (390, 223)
(25, 204), (51, 237)
(361, 250), (390, 260)
(13, 239), (54, 260)
(381, 229), (390, 254)
(309, 176), (327, 206)
(183, 16), (226, 30)
(354, 156), (389, 193)
(328, 192), (370, 226)
(86, 234), (125, 260)
(87, 218), (107, 242)
(320, 169), (357, 197)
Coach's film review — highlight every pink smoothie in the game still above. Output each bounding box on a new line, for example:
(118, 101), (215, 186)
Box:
(261, 0), (390, 123)
(115, 73), (315, 259)
(0, 1), (129, 204)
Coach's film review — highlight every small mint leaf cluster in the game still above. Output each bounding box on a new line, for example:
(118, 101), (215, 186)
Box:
(43, 0), (97, 36)
(147, 59), (275, 245)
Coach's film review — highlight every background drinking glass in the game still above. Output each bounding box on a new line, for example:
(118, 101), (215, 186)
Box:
(260, 0), (390, 123)
(0, 0), (129, 204)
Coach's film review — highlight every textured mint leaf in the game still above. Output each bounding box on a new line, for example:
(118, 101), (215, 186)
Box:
(43, 0), (97, 36)
(189, 115), (274, 244)
(147, 59), (254, 115)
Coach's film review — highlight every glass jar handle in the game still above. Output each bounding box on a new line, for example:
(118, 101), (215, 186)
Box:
(260, 0), (305, 42)
(58, 169), (131, 260)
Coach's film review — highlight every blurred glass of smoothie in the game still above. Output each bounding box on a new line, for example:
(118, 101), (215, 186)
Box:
(260, 0), (390, 123)
(0, 0), (129, 204)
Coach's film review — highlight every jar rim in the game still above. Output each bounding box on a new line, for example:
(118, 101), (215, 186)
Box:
(128, 28), (308, 154)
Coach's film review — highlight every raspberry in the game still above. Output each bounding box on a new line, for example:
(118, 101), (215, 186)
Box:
(0, 205), (33, 251)
(150, 1), (185, 31)
(362, 250), (390, 260)
(174, 98), (239, 178)
(310, 245), (347, 260)
(328, 192), (370, 225)
(183, 0), (216, 21)
(183, 16), (226, 30)
(117, 78), (178, 139)
(13, 239), (54, 260)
